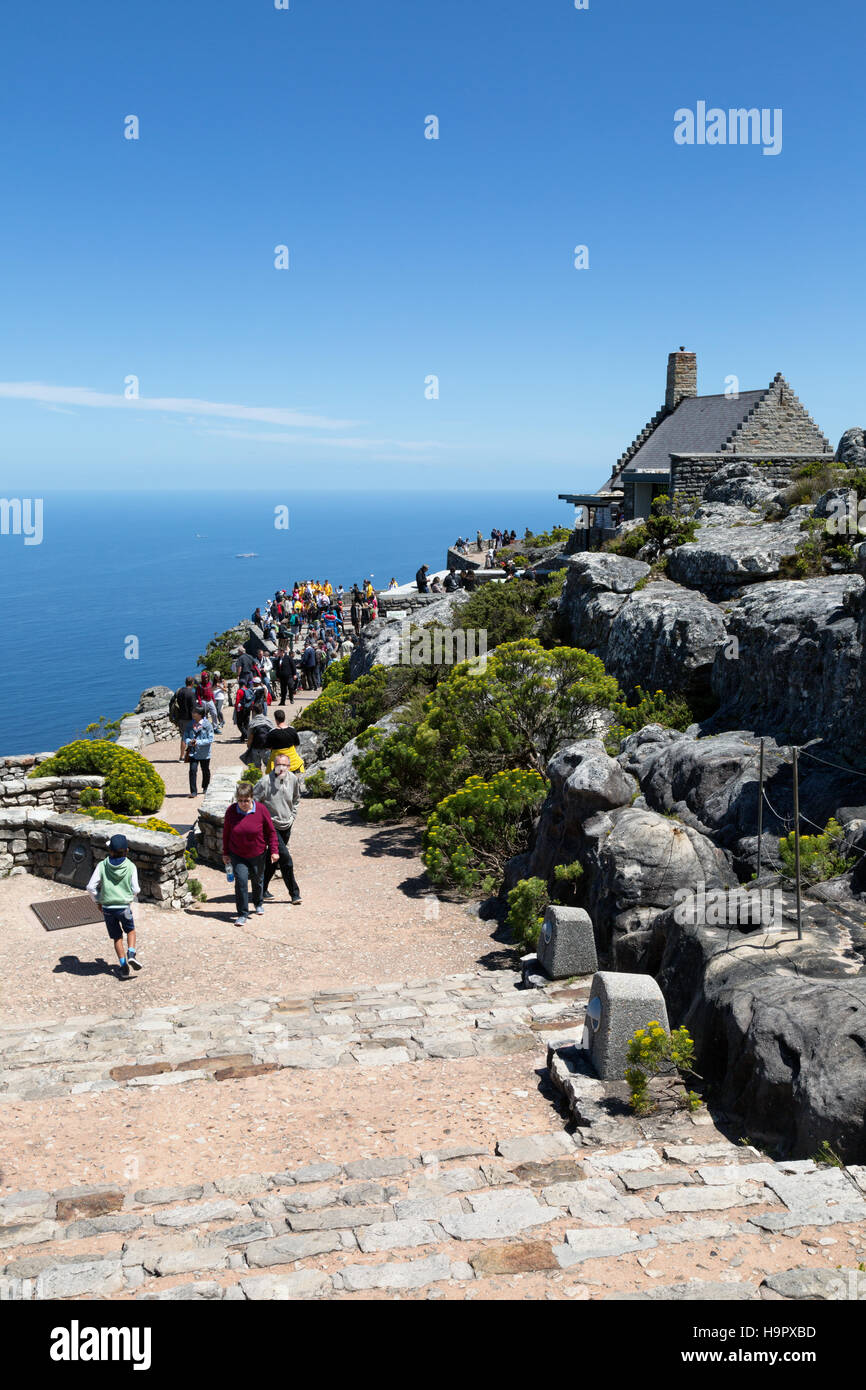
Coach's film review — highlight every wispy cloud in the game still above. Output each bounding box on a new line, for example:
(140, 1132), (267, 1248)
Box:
(0, 382), (358, 431)
(198, 426), (450, 451)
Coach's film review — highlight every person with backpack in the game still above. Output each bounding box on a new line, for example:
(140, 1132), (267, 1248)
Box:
(184, 708), (214, 796)
(222, 782), (279, 924)
(300, 642), (318, 691)
(87, 833), (142, 980)
(171, 677), (199, 760)
(415, 563), (429, 593)
(246, 698), (273, 770)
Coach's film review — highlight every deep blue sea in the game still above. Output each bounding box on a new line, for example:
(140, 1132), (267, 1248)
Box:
(0, 490), (574, 755)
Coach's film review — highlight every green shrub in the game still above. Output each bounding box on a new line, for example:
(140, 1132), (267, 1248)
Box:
(520, 525), (571, 547)
(604, 685), (694, 754)
(625, 1021), (699, 1116)
(34, 741), (164, 815)
(304, 768), (334, 798)
(198, 626), (246, 679)
(505, 876), (550, 950)
(296, 665), (437, 751)
(442, 569), (567, 652)
(187, 877), (207, 902)
(80, 714), (129, 741)
(604, 494), (698, 558)
(422, 770), (547, 897)
(778, 817), (854, 884)
(552, 859), (584, 904)
(323, 656), (350, 688)
(239, 766), (260, 786)
(78, 786), (102, 808)
(71, 805), (178, 835)
(359, 639), (619, 818)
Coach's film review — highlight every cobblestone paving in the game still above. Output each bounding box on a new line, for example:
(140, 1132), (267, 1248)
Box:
(2, 969), (866, 1301)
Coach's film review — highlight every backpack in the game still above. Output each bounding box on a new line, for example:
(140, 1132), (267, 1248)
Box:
(241, 685), (258, 709)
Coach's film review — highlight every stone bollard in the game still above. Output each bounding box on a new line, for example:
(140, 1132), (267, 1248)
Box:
(583, 971), (670, 1080)
(537, 905), (597, 980)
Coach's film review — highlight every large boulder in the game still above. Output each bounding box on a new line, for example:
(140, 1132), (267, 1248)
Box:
(558, 553), (649, 656)
(836, 427), (866, 468)
(350, 592), (471, 680)
(702, 460), (783, 510)
(616, 724), (689, 780)
(307, 709), (403, 803)
(655, 906), (866, 1160)
(604, 581), (728, 698)
(710, 576), (865, 748)
(527, 740), (637, 881)
(582, 806), (736, 967)
(667, 506), (813, 598)
(136, 686), (173, 713)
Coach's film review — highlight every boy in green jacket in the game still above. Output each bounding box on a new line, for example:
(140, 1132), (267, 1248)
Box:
(87, 833), (142, 980)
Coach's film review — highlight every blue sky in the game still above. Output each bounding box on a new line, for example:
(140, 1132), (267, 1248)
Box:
(1, 0), (863, 494)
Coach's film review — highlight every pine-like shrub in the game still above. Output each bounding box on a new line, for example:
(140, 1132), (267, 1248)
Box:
(604, 685), (694, 754)
(422, 769), (547, 897)
(33, 741), (165, 815)
(505, 876), (550, 950)
(778, 817), (854, 884)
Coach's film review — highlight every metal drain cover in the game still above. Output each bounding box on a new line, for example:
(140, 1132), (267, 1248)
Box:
(31, 896), (104, 931)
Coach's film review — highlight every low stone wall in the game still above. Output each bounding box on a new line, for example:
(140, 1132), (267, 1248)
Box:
(0, 809), (190, 908)
(197, 765), (245, 869)
(116, 706), (176, 751)
(0, 754), (105, 813)
(669, 453), (831, 502)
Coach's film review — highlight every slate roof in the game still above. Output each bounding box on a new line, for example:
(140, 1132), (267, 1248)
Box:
(621, 391), (765, 475)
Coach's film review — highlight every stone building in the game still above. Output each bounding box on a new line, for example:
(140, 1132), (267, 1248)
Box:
(560, 348), (833, 524)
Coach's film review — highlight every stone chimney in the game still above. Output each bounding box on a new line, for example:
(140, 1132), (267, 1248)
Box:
(665, 347), (697, 411)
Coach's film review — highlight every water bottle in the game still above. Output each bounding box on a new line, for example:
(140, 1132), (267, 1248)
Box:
(225, 865), (234, 884)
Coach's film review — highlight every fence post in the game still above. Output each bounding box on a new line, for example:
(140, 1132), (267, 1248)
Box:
(756, 738), (765, 879)
(792, 746), (802, 942)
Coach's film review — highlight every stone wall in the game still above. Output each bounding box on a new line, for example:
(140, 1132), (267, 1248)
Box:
(197, 765), (245, 869)
(116, 706), (176, 751)
(0, 809), (190, 908)
(669, 454), (826, 503)
(0, 754), (104, 813)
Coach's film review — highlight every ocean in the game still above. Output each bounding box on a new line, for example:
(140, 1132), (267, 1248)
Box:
(0, 489), (575, 755)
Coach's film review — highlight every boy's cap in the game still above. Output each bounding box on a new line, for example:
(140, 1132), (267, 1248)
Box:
(107, 834), (128, 855)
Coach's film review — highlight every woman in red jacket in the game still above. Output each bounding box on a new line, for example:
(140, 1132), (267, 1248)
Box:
(222, 783), (279, 925)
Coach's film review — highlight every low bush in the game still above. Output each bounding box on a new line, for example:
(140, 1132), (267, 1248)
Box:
(778, 817), (854, 884)
(34, 741), (165, 815)
(625, 1021), (700, 1116)
(198, 626), (247, 679)
(445, 569), (567, 651)
(304, 769), (334, 798)
(604, 494), (698, 558)
(422, 770), (547, 898)
(552, 859), (584, 905)
(359, 639), (619, 819)
(323, 656), (350, 688)
(505, 876), (550, 950)
(604, 686), (694, 754)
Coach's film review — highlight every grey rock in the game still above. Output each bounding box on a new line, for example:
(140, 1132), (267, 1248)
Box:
(134, 1184), (206, 1206)
(240, 1269), (332, 1300)
(343, 1156), (413, 1180)
(652, 1219), (741, 1244)
(287, 1205), (393, 1231)
(40, 1258), (124, 1298)
(151, 1245), (229, 1276)
(761, 1267), (866, 1300)
(555, 1228), (658, 1266)
(542, 1178), (652, 1226)
(606, 1279), (758, 1300)
(558, 553), (650, 657)
(287, 1162), (341, 1184)
(494, 1134), (576, 1164)
(137, 1280), (223, 1300)
(439, 1189), (562, 1241)
(710, 576), (865, 749)
(656, 1185), (767, 1213)
(63, 1213), (144, 1239)
(153, 1200), (243, 1229)
(245, 1231), (343, 1265)
(703, 461), (783, 510)
(620, 1169), (698, 1192)
(836, 427), (866, 468)
(606, 581), (728, 699)
(212, 1220), (275, 1246)
(667, 507), (814, 598)
(310, 709), (405, 802)
(339, 1254), (455, 1293)
(355, 1220), (439, 1253)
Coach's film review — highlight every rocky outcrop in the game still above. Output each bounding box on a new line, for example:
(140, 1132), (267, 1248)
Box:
(136, 686), (174, 713)
(710, 576), (864, 748)
(349, 592), (470, 680)
(309, 709), (404, 803)
(667, 507), (813, 598)
(527, 740), (637, 882)
(702, 461), (783, 510)
(581, 807), (736, 969)
(836, 427), (866, 468)
(604, 581), (727, 698)
(558, 553), (649, 656)
(654, 906), (866, 1160)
